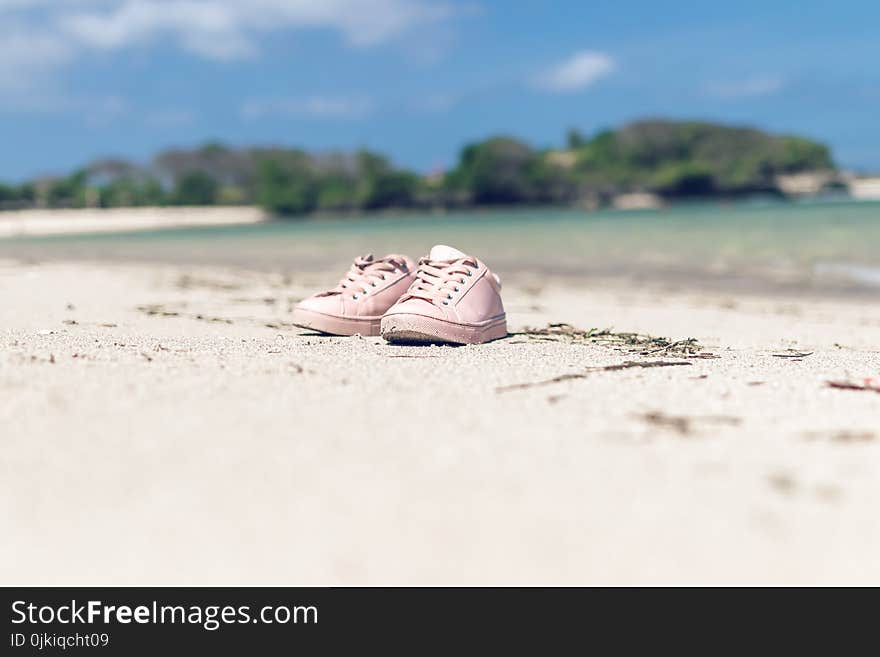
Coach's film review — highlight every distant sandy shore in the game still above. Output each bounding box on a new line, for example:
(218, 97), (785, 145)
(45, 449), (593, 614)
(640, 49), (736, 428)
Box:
(0, 206), (267, 238)
(2, 259), (879, 584)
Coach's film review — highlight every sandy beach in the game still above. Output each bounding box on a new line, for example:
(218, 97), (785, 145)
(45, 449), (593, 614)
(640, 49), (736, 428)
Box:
(0, 206), (267, 238)
(2, 257), (879, 585)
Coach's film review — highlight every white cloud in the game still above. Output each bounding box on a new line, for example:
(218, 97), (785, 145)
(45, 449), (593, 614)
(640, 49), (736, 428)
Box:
(0, 1), (467, 115)
(410, 92), (458, 112)
(0, 1), (466, 83)
(0, 24), (73, 92)
(145, 108), (196, 127)
(58, 0), (463, 59)
(534, 50), (616, 93)
(705, 76), (784, 99)
(0, 89), (128, 118)
(60, 1), (258, 60)
(242, 96), (374, 120)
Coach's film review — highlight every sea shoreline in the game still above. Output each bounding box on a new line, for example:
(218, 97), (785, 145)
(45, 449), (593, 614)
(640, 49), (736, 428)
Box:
(2, 196), (876, 239)
(2, 201), (879, 300)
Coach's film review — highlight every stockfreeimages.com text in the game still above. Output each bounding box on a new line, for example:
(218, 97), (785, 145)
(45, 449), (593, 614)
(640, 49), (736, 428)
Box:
(11, 600), (317, 631)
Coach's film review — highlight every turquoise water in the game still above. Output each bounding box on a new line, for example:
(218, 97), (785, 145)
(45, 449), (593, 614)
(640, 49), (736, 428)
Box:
(2, 199), (880, 293)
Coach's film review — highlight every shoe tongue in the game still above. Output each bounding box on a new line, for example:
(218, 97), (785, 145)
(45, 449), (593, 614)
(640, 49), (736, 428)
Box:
(429, 244), (467, 262)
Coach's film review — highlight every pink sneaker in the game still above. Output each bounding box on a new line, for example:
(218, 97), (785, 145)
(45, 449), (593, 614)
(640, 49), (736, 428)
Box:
(380, 245), (507, 344)
(292, 253), (416, 336)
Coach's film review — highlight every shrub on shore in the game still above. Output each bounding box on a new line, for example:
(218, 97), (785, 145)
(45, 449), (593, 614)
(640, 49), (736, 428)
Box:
(1, 119), (835, 216)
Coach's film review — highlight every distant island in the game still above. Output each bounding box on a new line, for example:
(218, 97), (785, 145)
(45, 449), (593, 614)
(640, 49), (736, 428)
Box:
(0, 119), (855, 217)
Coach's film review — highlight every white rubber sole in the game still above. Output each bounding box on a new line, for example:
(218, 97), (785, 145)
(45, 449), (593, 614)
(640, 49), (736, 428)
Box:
(380, 313), (507, 345)
(291, 307), (382, 336)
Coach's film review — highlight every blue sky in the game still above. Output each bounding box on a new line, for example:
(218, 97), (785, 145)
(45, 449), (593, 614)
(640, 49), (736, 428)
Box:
(1, 0), (878, 181)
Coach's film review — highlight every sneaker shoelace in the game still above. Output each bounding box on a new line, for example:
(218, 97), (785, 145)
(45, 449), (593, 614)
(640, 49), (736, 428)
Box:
(404, 257), (479, 305)
(327, 255), (407, 298)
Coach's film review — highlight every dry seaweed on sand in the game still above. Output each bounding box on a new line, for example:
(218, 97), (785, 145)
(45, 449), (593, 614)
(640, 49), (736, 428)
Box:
(137, 304), (180, 318)
(496, 360), (693, 392)
(136, 304), (235, 324)
(826, 377), (880, 394)
(175, 274), (244, 291)
(772, 350), (814, 360)
(516, 323), (600, 341)
(515, 323), (717, 358)
(803, 430), (875, 443)
(636, 411), (741, 436)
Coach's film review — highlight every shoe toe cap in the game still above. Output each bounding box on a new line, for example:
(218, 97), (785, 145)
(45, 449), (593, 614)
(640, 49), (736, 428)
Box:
(295, 294), (342, 316)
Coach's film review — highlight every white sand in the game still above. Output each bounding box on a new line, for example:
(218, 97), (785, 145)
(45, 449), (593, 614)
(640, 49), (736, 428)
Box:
(1, 260), (879, 585)
(0, 206), (266, 238)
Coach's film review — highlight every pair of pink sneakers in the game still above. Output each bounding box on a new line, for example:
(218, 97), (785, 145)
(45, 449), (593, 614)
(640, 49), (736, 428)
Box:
(292, 245), (507, 344)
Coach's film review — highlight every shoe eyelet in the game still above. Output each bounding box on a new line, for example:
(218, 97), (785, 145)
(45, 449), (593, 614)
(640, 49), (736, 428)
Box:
(467, 271), (473, 277)
(381, 275), (387, 280)
(454, 287), (460, 292)
(442, 301), (449, 305)
(371, 282), (377, 287)
(447, 294), (453, 299)
(352, 294), (359, 300)
(460, 279), (465, 284)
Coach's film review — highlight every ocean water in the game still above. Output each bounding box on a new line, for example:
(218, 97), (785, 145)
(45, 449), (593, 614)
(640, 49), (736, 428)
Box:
(2, 199), (880, 294)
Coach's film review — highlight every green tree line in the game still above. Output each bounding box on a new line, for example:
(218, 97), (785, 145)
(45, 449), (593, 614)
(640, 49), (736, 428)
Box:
(0, 120), (834, 216)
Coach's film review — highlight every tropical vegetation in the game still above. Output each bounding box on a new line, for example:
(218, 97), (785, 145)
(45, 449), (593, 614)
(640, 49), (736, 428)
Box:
(0, 120), (835, 216)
